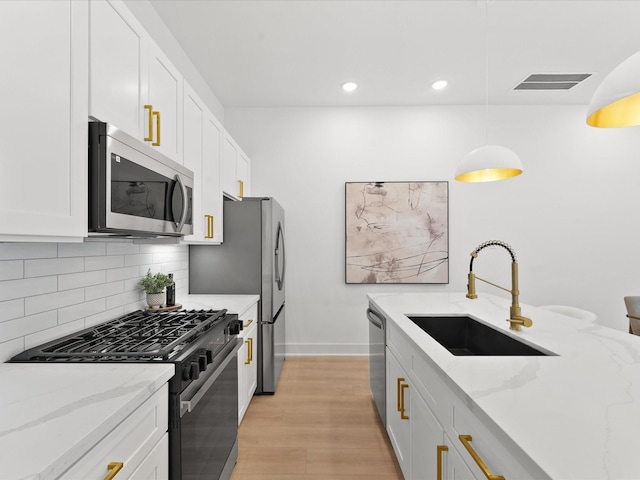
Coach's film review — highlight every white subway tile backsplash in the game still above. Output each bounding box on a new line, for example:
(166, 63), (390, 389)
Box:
(24, 319), (85, 350)
(0, 240), (190, 362)
(25, 257), (84, 278)
(85, 281), (124, 301)
(0, 276), (57, 303)
(25, 288), (85, 316)
(106, 290), (143, 311)
(106, 265), (141, 283)
(0, 311), (57, 341)
(0, 243), (57, 260)
(58, 298), (106, 324)
(58, 242), (106, 258)
(0, 299), (24, 323)
(0, 337), (25, 362)
(0, 260), (23, 281)
(85, 255), (125, 271)
(58, 270), (106, 291)
(106, 242), (140, 255)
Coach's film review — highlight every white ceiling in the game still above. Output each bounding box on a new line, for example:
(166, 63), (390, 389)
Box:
(148, 0), (640, 108)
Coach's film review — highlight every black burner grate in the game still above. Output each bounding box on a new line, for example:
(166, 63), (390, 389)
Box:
(34, 309), (227, 361)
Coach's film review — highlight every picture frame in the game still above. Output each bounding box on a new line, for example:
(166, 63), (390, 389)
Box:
(345, 181), (449, 284)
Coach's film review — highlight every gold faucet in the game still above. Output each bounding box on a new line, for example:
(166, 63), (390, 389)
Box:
(466, 240), (533, 331)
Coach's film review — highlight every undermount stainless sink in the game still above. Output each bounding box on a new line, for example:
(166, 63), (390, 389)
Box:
(407, 315), (552, 356)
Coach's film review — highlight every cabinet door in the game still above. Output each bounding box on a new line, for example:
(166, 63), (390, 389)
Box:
(0, 0), (87, 241)
(238, 305), (258, 424)
(148, 41), (183, 163)
(203, 113), (224, 242)
(89, 0), (147, 137)
(386, 349), (411, 479)
(222, 132), (240, 199)
(237, 149), (251, 199)
(128, 433), (169, 479)
(411, 390), (445, 480)
(182, 83), (205, 242)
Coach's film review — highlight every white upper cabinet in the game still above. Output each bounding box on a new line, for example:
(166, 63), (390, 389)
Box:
(89, 0), (183, 164)
(183, 82), (223, 244)
(222, 131), (251, 200)
(0, 0), (88, 241)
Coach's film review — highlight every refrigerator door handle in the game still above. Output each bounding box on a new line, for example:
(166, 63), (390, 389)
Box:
(275, 221), (285, 290)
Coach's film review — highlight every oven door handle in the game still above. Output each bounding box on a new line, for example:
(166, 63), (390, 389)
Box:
(180, 339), (242, 416)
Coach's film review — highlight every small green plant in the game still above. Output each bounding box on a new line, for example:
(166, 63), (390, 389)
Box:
(138, 269), (174, 294)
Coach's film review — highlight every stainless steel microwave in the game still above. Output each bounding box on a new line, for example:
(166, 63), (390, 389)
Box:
(88, 122), (193, 237)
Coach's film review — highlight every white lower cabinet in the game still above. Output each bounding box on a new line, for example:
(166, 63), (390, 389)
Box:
(59, 385), (168, 479)
(238, 302), (258, 424)
(385, 321), (546, 480)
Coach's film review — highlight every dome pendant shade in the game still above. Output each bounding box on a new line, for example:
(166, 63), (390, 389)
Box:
(587, 50), (640, 128)
(455, 145), (523, 183)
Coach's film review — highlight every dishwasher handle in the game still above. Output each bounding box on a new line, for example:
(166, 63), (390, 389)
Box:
(367, 308), (385, 330)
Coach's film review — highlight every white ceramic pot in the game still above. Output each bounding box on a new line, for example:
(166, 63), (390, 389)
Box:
(146, 292), (165, 309)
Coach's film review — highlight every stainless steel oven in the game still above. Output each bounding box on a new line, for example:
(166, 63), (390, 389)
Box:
(89, 121), (194, 237)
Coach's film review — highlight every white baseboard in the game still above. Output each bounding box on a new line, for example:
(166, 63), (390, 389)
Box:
(284, 343), (368, 356)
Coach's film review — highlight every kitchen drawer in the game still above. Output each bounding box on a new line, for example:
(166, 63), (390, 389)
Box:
(410, 349), (453, 426)
(59, 385), (168, 479)
(387, 320), (413, 367)
(239, 303), (258, 337)
(451, 397), (549, 480)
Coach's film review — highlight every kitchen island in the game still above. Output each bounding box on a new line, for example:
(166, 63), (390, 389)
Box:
(369, 292), (640, 480)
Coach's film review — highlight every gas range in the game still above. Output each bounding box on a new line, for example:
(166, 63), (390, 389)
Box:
(11, 307), (243, 480)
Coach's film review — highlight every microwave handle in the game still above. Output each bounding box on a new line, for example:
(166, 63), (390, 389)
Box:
(174, 174), (189, 233)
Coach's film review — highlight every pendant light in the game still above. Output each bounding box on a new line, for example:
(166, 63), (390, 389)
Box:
(587, 50), (640, 128)
(455, 1), (522, 183)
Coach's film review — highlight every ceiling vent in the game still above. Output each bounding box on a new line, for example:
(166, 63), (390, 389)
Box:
(514, 73), (592, 91)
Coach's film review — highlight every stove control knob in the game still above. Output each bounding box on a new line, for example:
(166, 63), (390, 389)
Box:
(205, 350), (213, 364)
(190, 362), (200, 380)
(198, 355), (207, 372)
(182, 365), (192, 381)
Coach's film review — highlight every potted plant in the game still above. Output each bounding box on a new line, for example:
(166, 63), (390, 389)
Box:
(139, 269), (174, 309)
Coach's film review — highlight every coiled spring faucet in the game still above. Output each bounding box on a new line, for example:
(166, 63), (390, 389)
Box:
(467, 240), (533, 331)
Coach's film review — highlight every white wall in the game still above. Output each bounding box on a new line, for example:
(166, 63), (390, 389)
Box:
(225, 105), (640, 354)
(0, 240), (188, 362)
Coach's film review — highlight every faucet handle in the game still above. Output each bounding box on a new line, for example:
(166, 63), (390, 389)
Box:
(508, 315), (533, 331)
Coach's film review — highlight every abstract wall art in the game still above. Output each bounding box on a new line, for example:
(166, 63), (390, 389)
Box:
(345, 181), (449, 284)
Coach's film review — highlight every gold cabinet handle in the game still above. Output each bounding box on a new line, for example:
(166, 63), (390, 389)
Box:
(437, 445), (448, 480)
(144, 105), (153, 141)
(458, 435), (505, 480)
(238, 179), (244, 198)
(396, 377), (403, 412)
(104, 462), (124, 480)
(152, 110), (161, 146)
(204, 215), (214, 239)
(245, 338), (252, 364)
(400, 382), (409, 420)
(248, 337), (253, 362)
(243, 318), (253, 328)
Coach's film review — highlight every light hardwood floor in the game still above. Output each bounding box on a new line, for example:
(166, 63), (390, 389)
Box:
(230, 356), (403, 480)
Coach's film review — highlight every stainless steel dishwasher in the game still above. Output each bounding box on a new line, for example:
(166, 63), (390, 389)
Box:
(367, 303), (386, 425)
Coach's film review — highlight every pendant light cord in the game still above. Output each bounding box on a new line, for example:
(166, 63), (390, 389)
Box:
(484, 0), (489, 145)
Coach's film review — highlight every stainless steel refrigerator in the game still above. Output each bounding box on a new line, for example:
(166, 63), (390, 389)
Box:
(189, 197), (286, 394)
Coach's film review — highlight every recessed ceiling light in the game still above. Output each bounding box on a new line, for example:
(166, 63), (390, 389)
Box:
(431, 80), (448, 90)
(342, 82), (358, 92)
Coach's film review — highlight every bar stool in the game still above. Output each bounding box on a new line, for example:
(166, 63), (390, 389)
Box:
(624, 296), (640, 335)
(538, 304), (597, 323)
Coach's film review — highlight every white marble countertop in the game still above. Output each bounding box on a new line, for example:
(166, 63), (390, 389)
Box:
(368, 292), (640, 480)
(180, 294), (259, 316)
(0, 363), (173, 480)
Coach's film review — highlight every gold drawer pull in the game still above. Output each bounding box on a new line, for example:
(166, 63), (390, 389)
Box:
(400, 382), (409, 420)
(458, 435), (505, 480)
(245, 338), (252, 364)
(238, 179), (244, 198)
(437, 445), (448, 480)
(243, 319), (253, 328)
(248, 337), (253, 362)
(144, 105), (153, 141)
(396, 377), (403, 412)
(104, 462), (124, 480)
(205, 215), (214, 239)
